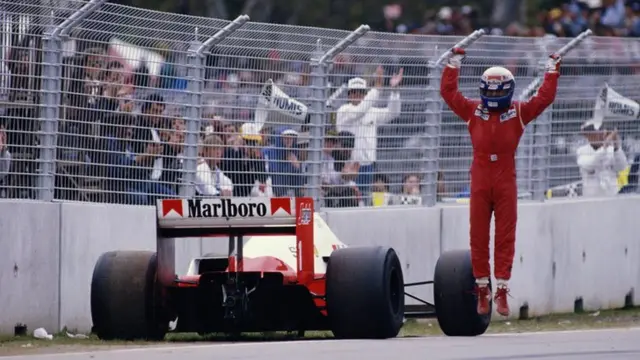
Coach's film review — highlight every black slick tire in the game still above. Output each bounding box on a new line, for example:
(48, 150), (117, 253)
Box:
(91, 251), (168, 340)
(433, 249), (491, 336)
(326, 246), (404, 339)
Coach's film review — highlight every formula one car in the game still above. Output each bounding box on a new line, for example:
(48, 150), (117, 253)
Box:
(90, 197), (490, 340)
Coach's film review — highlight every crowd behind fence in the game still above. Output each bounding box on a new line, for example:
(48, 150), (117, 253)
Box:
(2, 0), (640, 210)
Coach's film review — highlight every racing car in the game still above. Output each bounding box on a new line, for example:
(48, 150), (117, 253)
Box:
(90, 197), (490, 340)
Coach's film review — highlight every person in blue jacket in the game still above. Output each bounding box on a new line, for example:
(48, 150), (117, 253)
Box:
(263, 127), (304, 196)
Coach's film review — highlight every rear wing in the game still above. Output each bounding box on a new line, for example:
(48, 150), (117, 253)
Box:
(155, 197), (315, 285)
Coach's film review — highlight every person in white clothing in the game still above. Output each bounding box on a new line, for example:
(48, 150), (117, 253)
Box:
(576, 123), (628, 198)
(335, 66), (404, 196)
(196, 134), (233, 197)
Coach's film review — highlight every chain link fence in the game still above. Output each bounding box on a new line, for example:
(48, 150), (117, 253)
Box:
(2, 0), (640, 208)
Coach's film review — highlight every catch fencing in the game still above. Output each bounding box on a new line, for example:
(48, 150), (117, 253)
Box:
(1, 0), (640, 209)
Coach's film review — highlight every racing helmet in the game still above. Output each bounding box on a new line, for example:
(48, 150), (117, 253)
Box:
(479, 66), (515, 111)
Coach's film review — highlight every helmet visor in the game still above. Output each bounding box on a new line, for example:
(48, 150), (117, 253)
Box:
(480, 78), (514, 99)
(480, 88), (510, 98)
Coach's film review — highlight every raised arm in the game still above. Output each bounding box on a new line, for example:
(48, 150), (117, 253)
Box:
(367, 91), (401, 125)
(365, 68), (404, 125)
(440, 48), (476, 123)
(609, 130), (629, 172)
(578, 130), (627, 174)
(612, 147), (628, 172)
(518, 54), (561, 125)
(577, 145), (609, 173)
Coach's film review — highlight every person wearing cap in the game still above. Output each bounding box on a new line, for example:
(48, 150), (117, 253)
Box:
(263, 127), (304, 197)
(576, 122), (628, 197)
(335, 65), (404, 197)
(220, 123), (268, 197)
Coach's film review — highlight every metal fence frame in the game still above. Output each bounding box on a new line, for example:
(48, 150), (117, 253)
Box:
(32, 2), (597, 208)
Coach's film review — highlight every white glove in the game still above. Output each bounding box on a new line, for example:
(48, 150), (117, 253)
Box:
(447, 47), (466, 69)
(545, 54), (561, 73)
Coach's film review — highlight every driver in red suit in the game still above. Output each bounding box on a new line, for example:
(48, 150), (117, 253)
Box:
(440, 47), (561, 316)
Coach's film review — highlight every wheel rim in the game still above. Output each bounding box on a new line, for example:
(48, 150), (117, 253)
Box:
(389, 267), (402, 314)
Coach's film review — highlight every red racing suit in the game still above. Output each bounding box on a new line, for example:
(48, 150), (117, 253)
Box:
(440, 66), (559, 281)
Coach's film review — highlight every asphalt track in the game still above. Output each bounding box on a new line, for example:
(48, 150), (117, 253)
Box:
(3, 327), (640, 360)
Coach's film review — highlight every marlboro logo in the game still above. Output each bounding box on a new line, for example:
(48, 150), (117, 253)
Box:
(161, 198), (292, 218)
(188, 199), (267, 218)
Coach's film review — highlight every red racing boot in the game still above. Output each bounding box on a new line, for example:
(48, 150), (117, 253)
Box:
(494, 282), (510, 316)
(475, 278), (491, 315)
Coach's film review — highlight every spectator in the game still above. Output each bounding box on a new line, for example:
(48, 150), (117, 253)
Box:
(264, 127), (304, 197)
(98, 61), (129, 112)
(393, 173), (422, 206)
(67, 47), (107, 136)
(545, 8), (568, 36)
(0, 60), (9, 111)
(159, 115), (186, 194)
(562, 3), (589, 36)
(576, 123), (628, 197)
(98, 112), (146, 205)
(335, 66), (403, 197)
(323, 131), (363, 207)
(627, 3), (640, 36)
(220, 123), (268, 197)
(371, 174), (393, 207)
(436, 6), (455, 35)
(133, 57), (151, 90)
(203, 114), (225, 137)
(319, 132), (342, 188)
(157, 47), (187, 91)
(600, 0), (626, 29)
(196, 134), (233, 197)
(117, 90), (136, 114)
(331, 131), (357, 174)
(129, 94), (178, 203)
(374, 3), (408, 33)
(3, 47), (40, 198)
(225, 124), (245, 147)
(0, 126), (12, 196)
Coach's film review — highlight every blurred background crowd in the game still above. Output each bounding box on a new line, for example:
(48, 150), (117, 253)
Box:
(373, 0), (640, 38)
(110, 0), (640, 38)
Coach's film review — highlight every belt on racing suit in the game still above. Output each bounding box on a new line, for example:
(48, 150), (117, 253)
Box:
(473, 152), (515, 165)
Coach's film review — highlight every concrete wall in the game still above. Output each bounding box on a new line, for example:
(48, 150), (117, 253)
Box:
(0, 201), (60, 334)
(0, 196), (638, 334)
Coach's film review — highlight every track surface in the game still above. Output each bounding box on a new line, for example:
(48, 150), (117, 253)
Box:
(3, 327), (640, 360)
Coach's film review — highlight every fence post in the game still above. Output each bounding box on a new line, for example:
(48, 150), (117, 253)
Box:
(423, 64), (442, 207)
(180, 15), (249, 198)
(426, 30), (485, 207)
(37, 0), (103, 201)
(309, 25), (369, 211)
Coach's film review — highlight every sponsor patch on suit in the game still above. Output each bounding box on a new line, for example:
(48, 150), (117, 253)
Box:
(474, 105), (490, 120)
(500, 107), (517, 122)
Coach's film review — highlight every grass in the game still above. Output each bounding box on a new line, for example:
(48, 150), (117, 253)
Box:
(2, 307), (640, 355)
(401, 306), (640, 336)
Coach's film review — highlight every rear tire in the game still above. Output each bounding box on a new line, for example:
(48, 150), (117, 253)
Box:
(326, 246), (404, 339)
(91, 251), (169, 340)
(433, 249), (491, 336)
